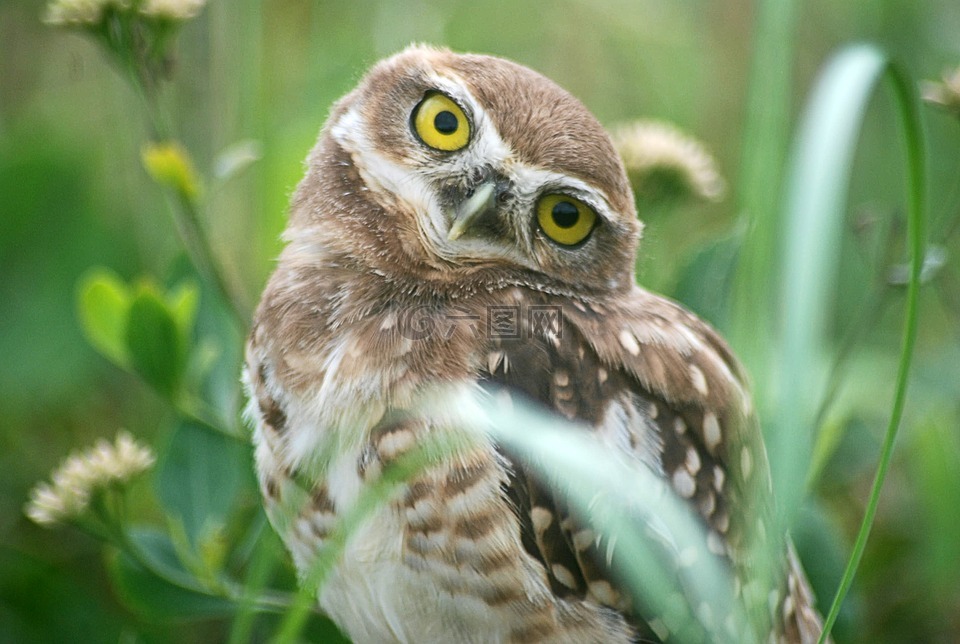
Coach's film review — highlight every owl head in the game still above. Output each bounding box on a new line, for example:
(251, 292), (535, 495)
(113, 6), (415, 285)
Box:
(286, 45), (641, 299)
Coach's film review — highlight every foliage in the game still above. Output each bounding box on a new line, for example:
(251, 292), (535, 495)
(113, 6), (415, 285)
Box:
(3, 0), (960, 642)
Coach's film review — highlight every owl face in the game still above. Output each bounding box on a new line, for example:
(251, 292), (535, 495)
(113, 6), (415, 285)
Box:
(296, 46), (640, 298)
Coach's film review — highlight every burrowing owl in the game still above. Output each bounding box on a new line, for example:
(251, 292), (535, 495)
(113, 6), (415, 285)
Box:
(245, 45), (825, 643)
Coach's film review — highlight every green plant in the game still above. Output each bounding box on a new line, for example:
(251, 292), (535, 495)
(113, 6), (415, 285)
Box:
(23, 1), (950, 642)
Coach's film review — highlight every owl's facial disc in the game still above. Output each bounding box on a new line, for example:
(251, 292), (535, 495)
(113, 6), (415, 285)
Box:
(320, 46), (642, 295)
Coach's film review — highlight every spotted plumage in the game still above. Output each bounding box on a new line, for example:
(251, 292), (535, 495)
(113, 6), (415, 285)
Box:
(244, 45), (826, 643)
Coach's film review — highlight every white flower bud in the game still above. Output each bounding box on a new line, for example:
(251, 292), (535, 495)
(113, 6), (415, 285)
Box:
(25, 431), (155, 527)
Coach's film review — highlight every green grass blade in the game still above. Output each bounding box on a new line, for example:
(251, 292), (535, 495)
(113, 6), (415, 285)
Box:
(816, 59), (926, 642)
(269, 430), (477, 644)
(465, 393), (751, 642)
(731, 0), (799, 363)
(771, 45), (889, 521)
(758, 41), (925, 641)
(271, 389), (752, 642)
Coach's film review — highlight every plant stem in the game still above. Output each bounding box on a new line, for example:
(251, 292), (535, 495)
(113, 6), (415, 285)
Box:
(171, 190), (252, 328)
(109, 15), (252, 329)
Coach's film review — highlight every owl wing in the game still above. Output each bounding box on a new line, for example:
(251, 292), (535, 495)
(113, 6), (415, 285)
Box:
(482, 286), (825, 643)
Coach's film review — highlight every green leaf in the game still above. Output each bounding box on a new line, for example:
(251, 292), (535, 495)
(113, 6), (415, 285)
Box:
(126, 283), (184, 396)
(77, 269), (131, 367)
(127, 527), (200, 589)
(166, 280), (200, 343)
(154, 420), (250, 548)
(673, 232), (742, 328)
(108, 528), (238, 621)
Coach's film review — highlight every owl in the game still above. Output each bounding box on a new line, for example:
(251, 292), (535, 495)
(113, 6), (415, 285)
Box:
(244, 45), (826, 643)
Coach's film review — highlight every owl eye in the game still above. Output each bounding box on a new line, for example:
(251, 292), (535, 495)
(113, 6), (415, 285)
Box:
(412, 92), (470, 151)
(536, 194), (597, 246)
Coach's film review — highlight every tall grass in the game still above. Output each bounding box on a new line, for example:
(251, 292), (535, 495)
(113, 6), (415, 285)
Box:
(775, 48), (926, 641)
(730, 4), (927, 640)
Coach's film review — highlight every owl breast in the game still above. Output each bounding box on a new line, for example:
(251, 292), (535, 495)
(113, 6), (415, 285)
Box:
(245, 277), (638, 643)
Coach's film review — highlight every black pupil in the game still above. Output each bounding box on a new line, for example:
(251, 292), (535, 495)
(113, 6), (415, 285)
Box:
(434, 110), (459, 134)
(551, 201), (580, 228)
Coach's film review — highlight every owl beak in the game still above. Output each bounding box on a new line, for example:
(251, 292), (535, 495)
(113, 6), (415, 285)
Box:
(447, 181), (497, 241)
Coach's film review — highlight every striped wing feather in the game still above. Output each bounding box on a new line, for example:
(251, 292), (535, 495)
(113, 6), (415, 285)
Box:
(483, 287), (825, 643)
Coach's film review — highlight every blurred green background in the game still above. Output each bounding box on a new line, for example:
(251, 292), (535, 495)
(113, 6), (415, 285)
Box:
(2, 0), (960, 642)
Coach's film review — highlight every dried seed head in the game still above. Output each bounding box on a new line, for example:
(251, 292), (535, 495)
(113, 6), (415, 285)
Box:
(610, 120), (726, 204)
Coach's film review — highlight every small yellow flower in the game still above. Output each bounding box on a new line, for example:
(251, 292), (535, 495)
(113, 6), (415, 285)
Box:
(43, 0), (128, 26)
(25, 431), (155, 527)
(610, 120), (726, 204)
(142, 141), (201, 199)
(139, 0), (207, 20)
(921, 66), (960, 118)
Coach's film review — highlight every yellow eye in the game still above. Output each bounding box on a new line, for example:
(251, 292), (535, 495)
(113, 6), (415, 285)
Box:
(412, 92), (470, 151)
(536, 194), (597, 246)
